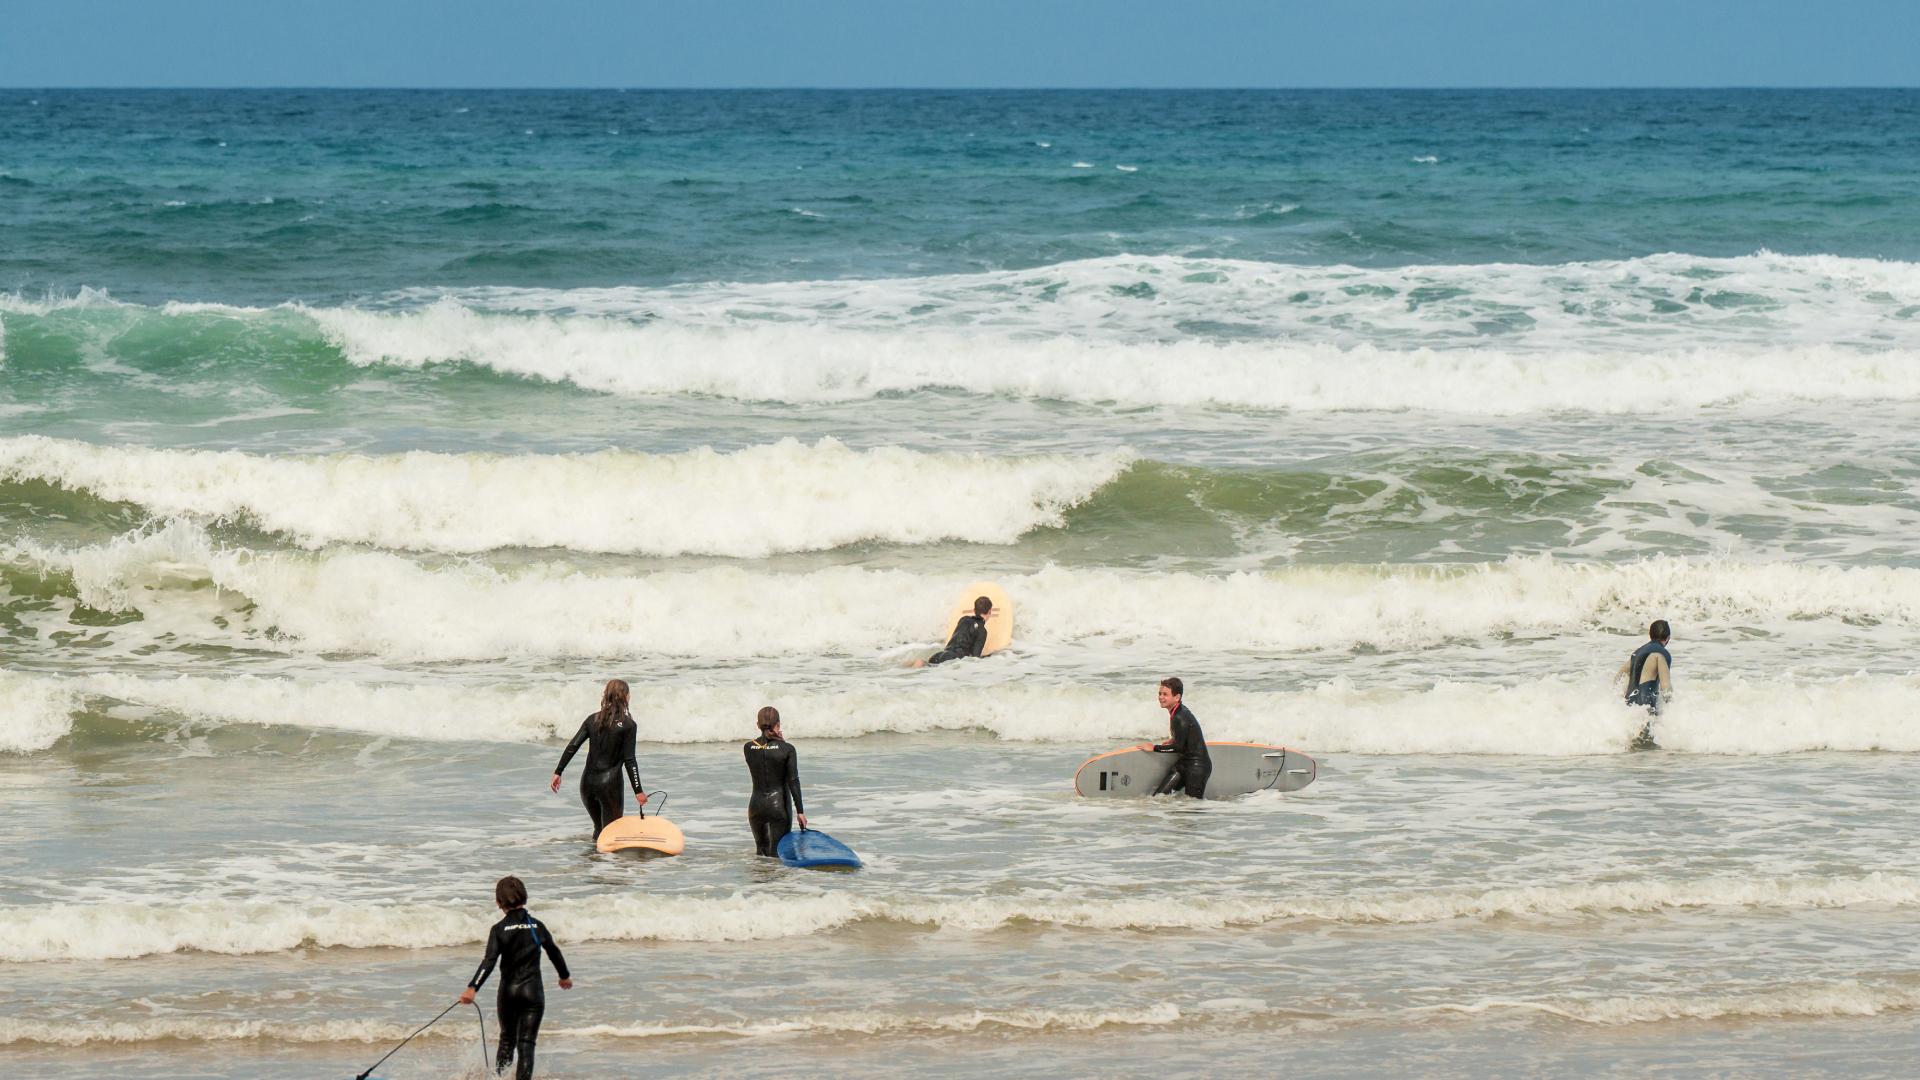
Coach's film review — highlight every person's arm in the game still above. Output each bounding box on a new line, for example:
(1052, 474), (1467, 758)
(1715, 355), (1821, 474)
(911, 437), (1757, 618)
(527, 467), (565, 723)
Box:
(553, 719), (591, 778)
(1651, 653), (1673, 693)
(967, 618), (987, 658)
(784, 744), (806, 823)
(620, 721), (643, 797)
(1614, 657), (1631, 685)
(1152, 717), (1176, 752)
(534, 918), (571, 984)
(463, 924), (502, 997)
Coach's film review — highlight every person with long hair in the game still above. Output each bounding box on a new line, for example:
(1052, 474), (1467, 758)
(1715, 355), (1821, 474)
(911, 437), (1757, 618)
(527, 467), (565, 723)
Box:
(550, 679), (646, 839)
(459, 875), (570, 1080)
(743, 705), (807, 856)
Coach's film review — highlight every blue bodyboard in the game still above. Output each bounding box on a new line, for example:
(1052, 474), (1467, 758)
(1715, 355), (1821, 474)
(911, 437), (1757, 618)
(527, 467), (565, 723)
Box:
(777, 828), (863, 869)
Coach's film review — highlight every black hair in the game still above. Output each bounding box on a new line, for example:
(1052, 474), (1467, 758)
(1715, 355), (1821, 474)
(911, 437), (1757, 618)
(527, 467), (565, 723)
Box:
(973, 595), (993, 617)
(1650, 620), (1670, 642)
(495, 875), (528, 910)
(1160, 676), (1183, 697)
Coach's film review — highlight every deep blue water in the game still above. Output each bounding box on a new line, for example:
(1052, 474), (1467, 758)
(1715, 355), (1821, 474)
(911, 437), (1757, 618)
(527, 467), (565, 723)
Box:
(4, 88), (1920, 304)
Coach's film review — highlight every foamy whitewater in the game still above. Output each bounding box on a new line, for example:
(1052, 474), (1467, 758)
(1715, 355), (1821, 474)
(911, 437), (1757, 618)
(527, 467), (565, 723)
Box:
(6, 88), (1920, 1078)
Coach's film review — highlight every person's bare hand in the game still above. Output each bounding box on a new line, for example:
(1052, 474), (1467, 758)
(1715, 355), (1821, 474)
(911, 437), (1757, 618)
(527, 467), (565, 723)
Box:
(548, 774), (562, 793)
(458, 987), (476, 1005)
(558, 978), (573, 990)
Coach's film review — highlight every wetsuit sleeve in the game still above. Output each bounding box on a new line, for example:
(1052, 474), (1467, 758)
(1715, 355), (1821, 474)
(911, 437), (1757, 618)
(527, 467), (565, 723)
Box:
(785, 744), (805, 816)
(468, 922), (502, 989)
(621, 720), (643, 795)
(535, 917), (570, 981)
(554, 718), (592, 776)
(967, 617), (987, 658)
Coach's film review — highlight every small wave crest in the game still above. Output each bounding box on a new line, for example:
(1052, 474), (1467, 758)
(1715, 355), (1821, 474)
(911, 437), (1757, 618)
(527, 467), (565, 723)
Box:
(30, 670), (1920, 755)
(9, 525), (1920, 661)
(7, 874), (1916, 962)
(13, 252), (1920, 412)
(0, 435), (1129, 557)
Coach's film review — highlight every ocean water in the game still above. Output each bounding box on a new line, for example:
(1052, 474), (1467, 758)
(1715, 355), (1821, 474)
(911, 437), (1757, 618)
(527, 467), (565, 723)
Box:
(4, 89), (1920, 1078)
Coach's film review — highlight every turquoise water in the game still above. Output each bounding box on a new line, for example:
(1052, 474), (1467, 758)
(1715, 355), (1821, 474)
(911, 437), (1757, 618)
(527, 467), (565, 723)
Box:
(5, 90), (1920, 1077)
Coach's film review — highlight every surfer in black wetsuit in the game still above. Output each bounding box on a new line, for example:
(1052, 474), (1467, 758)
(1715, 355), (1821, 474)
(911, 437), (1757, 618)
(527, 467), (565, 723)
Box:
(550, 679), (647, 839)
(458, 875), (571, 1080)
(1617, 620), (1674, 749)
(915, 595), (993, 667)
(744, 705), (807, 856)
(1151, 677), (1211, 798)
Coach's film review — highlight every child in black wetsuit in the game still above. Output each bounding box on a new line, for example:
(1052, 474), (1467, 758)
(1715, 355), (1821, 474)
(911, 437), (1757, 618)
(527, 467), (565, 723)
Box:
(918, 594), (993, 666)
(459, 875), (571, 1080)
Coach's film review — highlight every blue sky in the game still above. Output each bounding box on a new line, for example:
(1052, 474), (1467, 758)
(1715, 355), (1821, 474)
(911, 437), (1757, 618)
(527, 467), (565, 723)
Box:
(4, 0), (1917, 88)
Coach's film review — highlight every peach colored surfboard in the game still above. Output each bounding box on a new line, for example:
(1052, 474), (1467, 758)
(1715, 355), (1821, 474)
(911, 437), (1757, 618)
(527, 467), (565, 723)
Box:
(947, 581), (1014, 656)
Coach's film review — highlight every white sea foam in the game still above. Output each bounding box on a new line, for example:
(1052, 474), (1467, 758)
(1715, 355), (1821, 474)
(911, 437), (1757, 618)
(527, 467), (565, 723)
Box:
(16, 253), (1920, 412)
(6, 874), (1915, 961)
(0, 1005), (1188, 1046)
(1429, 982), (1920, 1026)
(0, 435), (1129, 556)
(0, 669), (79, 753)
(10, 525), (1920, 661)
(50, 670), (1920, 755)
(310, 308), (1920, 413)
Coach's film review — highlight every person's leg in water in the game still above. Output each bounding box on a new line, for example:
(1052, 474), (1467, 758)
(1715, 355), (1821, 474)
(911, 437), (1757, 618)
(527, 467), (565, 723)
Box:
(1153, 765), (1185, 797)
(749, 795), (791, 856)
(495, 985), (524, 1075)
(1629, 695), (1661, 750)
(579, 768), (624, 837)
(511, 993), (544, 1080)
(494, 980), (544, 1080)
(1181, 760), (1211, 799)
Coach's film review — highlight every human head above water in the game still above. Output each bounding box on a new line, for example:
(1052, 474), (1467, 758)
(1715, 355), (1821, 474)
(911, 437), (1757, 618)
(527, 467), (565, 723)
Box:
(974, 595), (993, 617)
(1158, 676), (1183, 709)
(757, 705), (781, 734)
(598, 678), (630, 727)
(1649, 620), (1671, 643)
(495, 874), (527, 911)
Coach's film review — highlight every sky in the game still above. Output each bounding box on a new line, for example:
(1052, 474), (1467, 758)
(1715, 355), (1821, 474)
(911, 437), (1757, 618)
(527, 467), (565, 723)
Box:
(3, 0), (1918, 89)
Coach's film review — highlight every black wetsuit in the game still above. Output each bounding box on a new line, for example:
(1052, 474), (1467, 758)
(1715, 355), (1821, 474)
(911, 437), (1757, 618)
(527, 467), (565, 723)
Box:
(554, 712), (643, 838)
(1152, 704), (1212, 799)
(1624, 640), (1672, 714)
(926, 614), (988, 666)
(744, 734), (805, 857)
(468, 908), (569, 1080)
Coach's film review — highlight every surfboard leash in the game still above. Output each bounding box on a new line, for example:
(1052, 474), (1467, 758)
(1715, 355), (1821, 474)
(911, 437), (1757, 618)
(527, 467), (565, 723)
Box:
(352, 998), (487, 1079)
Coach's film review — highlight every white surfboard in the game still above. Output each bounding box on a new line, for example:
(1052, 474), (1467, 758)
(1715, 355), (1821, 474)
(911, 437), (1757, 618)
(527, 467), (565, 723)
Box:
(1073, 741), (1317, 799)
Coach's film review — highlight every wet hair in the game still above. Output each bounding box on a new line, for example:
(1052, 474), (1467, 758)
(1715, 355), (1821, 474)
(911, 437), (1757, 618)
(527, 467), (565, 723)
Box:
(596, 678), (630, 732)
(1650, 620), (1671, 642)
(495, 875), (528, 910)
(1160, 676), (1183, 698)
(973, 595), (993, 616)
(756, 705), (780, 733)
